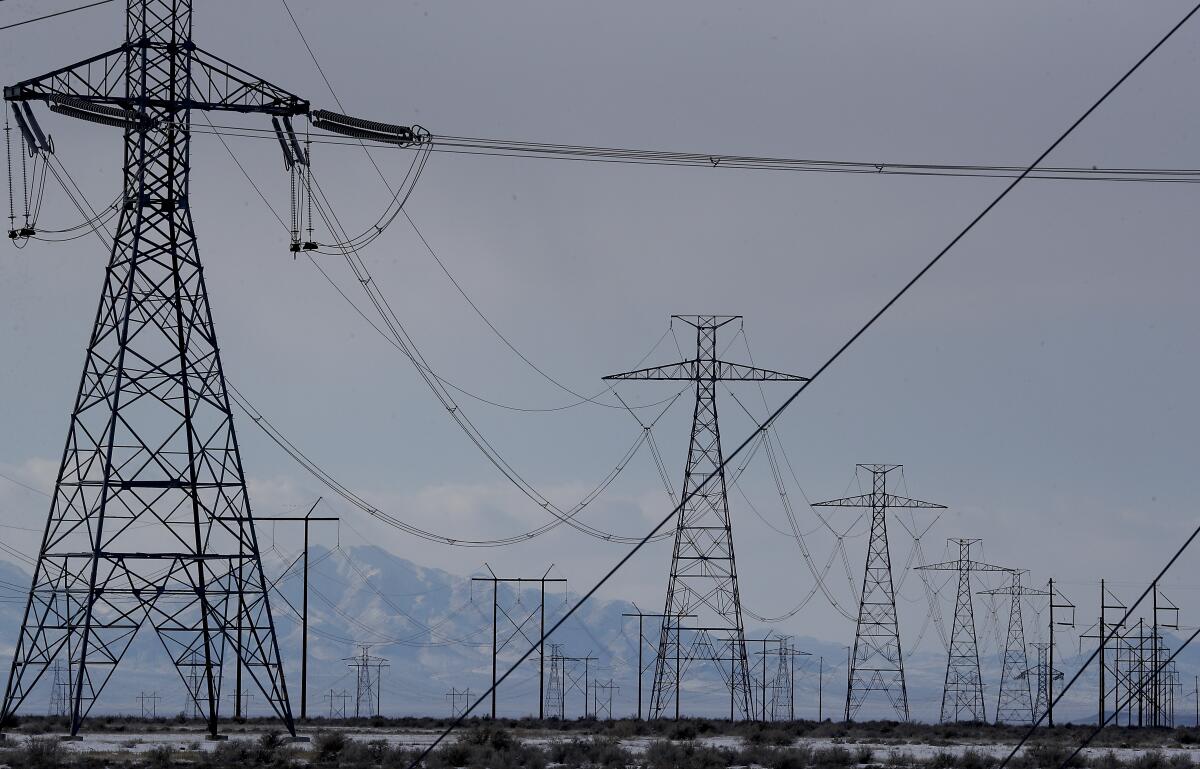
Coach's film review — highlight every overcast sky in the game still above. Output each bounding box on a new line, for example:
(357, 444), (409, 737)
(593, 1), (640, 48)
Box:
(2, 0), (1200, 674)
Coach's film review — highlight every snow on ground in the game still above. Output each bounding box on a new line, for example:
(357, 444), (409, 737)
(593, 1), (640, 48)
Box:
(13, 728), (1200, 762)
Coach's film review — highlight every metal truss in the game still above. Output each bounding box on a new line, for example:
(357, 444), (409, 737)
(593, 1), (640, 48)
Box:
(918, 538), (1009, 723)
(1020, 642), (1062, 722)
(814, 464), (944, 721)
(604, 315), (807, 720)
(1, 0), (309, 738)
(979, 571), (1048, 724)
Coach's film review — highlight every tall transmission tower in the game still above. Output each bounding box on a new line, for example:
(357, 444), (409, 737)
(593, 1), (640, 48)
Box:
(917, 539), (1009, 723)
(546, 644), (564, 719)
(978, 570), (1048, 724)
(1021, 642), (1061, 722)
(604, 315), (807, 720)
(813, 464), (944, 721)
(345, 646), (388, 718)
(48, 661), (69, 718)
(1, 0), (310, 739)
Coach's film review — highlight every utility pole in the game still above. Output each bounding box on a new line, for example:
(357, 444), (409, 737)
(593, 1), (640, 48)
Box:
(1151, 584), (1179, 728)
(593, 680), (619, 720)
(605, 315), (807, 719)
(818, 656), (824, 722)
(472, 565), (565, 719)
(137, 691), (160, 720)
(445, 688), (472, 718)
(622, 607), (695, 721)
(917, 539), (1009, 723)
(1192, 676), (1198, 727)
(246, 500), (338, 721)
(813, 464), (944, 721)
(979, 570), (1049, 724)
(1083, 581), (1123, 728)
(0, 0), (318, 739)
(323, 690), (349, 720)
(558, 652), (597, 719)
(1047, 578), (1073, 727)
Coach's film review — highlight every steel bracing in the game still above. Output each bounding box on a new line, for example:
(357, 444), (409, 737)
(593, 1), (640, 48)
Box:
(979, 571), (1049, 724)
(813, 464), (944, 721)
(604, 315), (807, 720)
(918, 538), (1009, 723)
(1021, 642), (1061, 722)
(1, 0), (308, 737)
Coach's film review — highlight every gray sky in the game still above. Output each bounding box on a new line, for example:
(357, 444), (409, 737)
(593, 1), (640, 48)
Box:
(2, 0), (1200, 671)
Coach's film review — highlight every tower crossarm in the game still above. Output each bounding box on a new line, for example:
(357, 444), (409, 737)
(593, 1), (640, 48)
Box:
(812, 493), (946, 509)
(979, 585), (1051, 597)
(603, 359), (807, 382)
(917, 560), (1012, 573)
(5, 43), (308, 117)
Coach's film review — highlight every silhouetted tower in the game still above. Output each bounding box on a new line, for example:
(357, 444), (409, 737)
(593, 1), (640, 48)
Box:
(605, 315), (807, 719)
(918, 539), (1008, 722)
(979, 571), (1048, 724)
(546, 644), (564, 719)
(48, 661), (69, 718)
(345, 646), (388, 718)
(1, 0), (309, 739)
(1020, 642), (1061, 722)
(813, 465), (944, 720)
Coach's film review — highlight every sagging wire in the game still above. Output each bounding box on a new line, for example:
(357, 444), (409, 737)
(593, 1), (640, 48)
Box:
(896, 514), (952, 652)
(229, 381), (663, 547)
(300, 170), (686, 545)
(720, 377), (860, 622)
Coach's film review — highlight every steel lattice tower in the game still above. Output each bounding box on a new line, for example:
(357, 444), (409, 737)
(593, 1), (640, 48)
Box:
(813, 464), (944, 721)
(918, 538), (1008, 723)
(2, 0), (308, 738)
(1021, 642), (1061, 722)
(604, 315), (807, 720)
(979, 571), (1048, 724)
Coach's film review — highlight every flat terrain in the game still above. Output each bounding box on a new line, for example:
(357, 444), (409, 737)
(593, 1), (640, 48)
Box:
(3, 717), (1200, 767)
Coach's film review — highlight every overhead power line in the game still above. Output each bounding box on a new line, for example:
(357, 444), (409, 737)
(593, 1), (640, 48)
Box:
(0, 0), (117, 32)
(407, 2), (1198, 762)
(189, 122), (1200, 184)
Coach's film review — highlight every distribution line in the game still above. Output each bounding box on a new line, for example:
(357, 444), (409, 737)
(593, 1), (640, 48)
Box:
(406, 3), (1191, 759)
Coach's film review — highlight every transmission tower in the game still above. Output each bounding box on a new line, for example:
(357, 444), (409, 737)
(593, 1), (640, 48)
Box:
(604, 315), (807, 719)
(978, 571), (1048, 725)
(345, 646), (388, 718)
(918, 538), (1009, 722)
(813, 464), (944, 720)
(0, 0), (314, 739)
(546, 644), (564, 719)
(1020, 642), (1062, 722)
(47, 661), (69, 718)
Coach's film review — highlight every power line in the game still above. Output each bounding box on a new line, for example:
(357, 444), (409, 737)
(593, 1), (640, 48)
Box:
(0, 0), (117, 32)
(187, 121), (1200, 185)
(406, 0), (1192, 759)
